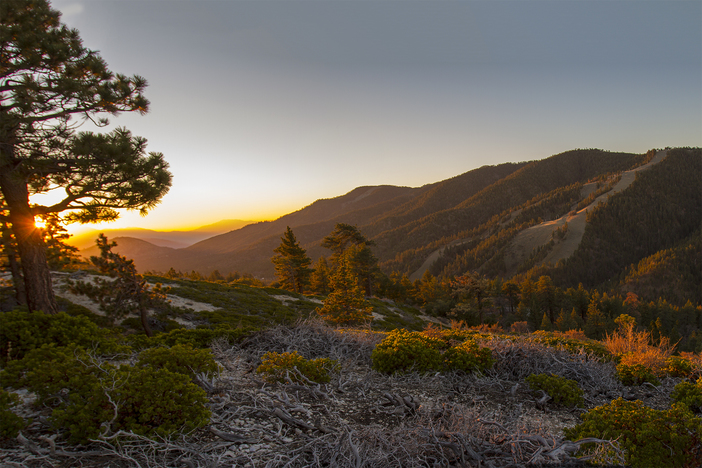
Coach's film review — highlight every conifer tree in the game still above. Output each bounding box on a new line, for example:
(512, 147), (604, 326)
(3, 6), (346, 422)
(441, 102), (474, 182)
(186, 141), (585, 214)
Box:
(540, 312), (553, 331)
(321, 223), (372, 263)
(309, 256), (331, 295)
(1, 0), (172, 313)
(70, 235), (168, 336)
(316, 250), (372, 326)
(272, 227), (312, 294)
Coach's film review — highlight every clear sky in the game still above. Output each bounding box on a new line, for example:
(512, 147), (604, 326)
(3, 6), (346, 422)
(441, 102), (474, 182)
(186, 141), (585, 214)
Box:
(46, 0), (701, 233)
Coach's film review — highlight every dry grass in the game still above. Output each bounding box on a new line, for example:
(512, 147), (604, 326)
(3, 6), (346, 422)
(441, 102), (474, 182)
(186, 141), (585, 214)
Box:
(604, 322), (676, 374)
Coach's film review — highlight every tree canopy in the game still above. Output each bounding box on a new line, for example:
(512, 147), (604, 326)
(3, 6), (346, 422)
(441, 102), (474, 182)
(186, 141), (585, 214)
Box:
(0, 0), (172, 312)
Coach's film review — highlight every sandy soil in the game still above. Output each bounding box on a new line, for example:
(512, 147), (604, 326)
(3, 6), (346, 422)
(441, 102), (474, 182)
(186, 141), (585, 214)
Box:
(51, 271), (220, 318)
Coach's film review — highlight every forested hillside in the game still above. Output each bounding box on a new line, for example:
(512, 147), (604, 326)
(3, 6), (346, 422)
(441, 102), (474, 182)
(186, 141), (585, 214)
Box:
(80, 147), (701, 316)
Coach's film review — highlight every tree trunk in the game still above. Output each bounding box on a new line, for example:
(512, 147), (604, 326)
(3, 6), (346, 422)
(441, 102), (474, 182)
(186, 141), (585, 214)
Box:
(0, 166), (57, 314)
(1, 223), (26, 305)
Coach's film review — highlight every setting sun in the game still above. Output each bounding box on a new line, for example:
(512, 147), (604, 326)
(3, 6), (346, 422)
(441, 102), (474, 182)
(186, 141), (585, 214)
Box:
(34, 219), (47, 229)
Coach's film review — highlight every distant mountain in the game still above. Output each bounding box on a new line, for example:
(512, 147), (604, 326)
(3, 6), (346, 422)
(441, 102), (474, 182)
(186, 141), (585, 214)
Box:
(69, 219), (251, 250)
(82, 147), (701, 300)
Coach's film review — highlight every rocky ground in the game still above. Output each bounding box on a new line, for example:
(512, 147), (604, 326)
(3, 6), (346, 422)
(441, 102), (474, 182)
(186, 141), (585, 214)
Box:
(1, 321), (682, 467)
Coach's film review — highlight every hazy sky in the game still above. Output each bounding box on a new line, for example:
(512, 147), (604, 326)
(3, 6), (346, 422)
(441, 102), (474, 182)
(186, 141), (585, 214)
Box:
(47, 0), (701, 232)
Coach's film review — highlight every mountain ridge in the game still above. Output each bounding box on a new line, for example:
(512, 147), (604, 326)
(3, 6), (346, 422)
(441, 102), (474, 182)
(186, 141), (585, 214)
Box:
(76, 147), (701, 298)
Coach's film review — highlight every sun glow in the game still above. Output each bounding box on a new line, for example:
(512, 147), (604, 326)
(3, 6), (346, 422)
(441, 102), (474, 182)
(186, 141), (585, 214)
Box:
(34, 219), (47, 229)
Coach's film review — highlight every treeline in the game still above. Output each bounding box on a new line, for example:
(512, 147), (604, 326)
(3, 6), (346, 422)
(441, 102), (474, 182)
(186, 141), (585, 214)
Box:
(145, 268), (266, 287)
(387, 271), (702, 353)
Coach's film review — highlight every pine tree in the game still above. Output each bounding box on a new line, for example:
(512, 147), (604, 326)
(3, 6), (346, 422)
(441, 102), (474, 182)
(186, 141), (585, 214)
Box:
(316, 250), (373, 326)
(0, 1), (172, 313)
(272, 227), (312, 294)
(540, 312), (553, 331)
(309, 256), (331, 295)
(69, 234), (168, 336)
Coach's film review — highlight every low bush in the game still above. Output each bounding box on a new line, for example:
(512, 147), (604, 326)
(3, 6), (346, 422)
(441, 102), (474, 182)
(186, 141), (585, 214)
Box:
(0, 309), (123, 364)
(371, 329), (493, 374)
(442, 340), (495, 373)
(666, 355), (699, 379)
(527, 330), (609, 358)
(136, 344), (220, 382)
(671, 378), (702, 413)
(616, 363), (660, 386)
(564, 398), (702, 468)
(0, 388), (25, 439)
(525, 373), (584, 407)
(604, 319), (674, 375)
(256, 351), (339, 384)
(0, 344), (210, 444)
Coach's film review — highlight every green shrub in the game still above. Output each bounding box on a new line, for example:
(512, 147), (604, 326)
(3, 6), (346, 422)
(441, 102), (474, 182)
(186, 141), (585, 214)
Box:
(0, 388), (25, 439)
(130, 326), (256, 349)
(112, 367), (210, 437)
(0, 344), (103, 401)
(0, 344), (210, 444)
(371, 329), (444, 374)
(671, 378), (702, 413)
(136, 344), (220, 382)
(371, 329), (493, 374)
(528, 330), (610, 358)
(525, 373), (584, 407)
(0, 309), (123, 364)
(257, 351), (339, 384)
(616, 363), (660, 386)
(666, 356), (697, 379)
(564, 398), (702, 468)
(443, 339), (495, 373)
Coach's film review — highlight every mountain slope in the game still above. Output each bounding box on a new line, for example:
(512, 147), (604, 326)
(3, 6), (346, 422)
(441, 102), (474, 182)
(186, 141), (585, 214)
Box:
(81, 147), (701, 293)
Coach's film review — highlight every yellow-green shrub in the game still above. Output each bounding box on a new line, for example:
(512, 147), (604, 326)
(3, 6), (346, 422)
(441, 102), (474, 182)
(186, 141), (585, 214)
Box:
(256, 351), (339, 384)
(442, 339), (495, 373)
(666, 356), (698, 379)
(564, 398), (701, 468)
(616, 363), (660, 386)
(525, 373), (584, 407)
(671, 378), (702, 413)
(371, 329), (493, 374)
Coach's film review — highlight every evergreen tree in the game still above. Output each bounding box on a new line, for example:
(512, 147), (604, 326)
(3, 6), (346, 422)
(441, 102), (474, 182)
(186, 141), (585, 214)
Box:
(272, 227), (312, 294)
(502, 281), (520, 314)
(0, 0), (172, 313)
(316, 250), (372, 325)
(321, 223), (372, 263)
(309, 256), (331, 295)
(584, 302), (608, 340)
(540, 312), (553, 331)
(345, 242), (382, 296)
(208, 270), (224, 282)
(70, 234), (168, 336)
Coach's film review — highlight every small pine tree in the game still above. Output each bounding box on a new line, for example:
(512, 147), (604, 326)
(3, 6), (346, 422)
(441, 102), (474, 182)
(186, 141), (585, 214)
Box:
(316, 250), (373, 326)
(309, 256), (331, 295)
(540, 312), (553, 331)
(70, 234), (168, 336)
(272, 227), (313, 294)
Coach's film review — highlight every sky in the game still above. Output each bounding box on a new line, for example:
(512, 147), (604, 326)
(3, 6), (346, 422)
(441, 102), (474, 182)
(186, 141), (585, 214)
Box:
(45, 0), (702, 233)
